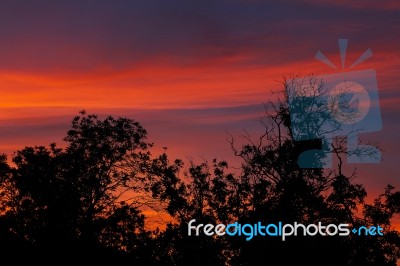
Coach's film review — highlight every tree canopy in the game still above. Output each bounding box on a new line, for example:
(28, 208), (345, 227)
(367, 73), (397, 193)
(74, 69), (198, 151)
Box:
(0, 80), (399, 265)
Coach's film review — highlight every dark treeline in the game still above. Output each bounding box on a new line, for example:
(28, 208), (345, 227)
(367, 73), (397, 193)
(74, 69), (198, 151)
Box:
(0, 78), (399, 265)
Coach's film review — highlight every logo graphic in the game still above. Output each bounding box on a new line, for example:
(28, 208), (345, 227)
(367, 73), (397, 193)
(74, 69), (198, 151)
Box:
(288, 39), (382, 168)
(188, 219), (384, 241)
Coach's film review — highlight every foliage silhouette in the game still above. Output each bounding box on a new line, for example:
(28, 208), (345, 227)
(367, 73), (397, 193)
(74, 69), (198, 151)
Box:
(149, 76), (400, 266)
(0, 111), (154, 264)
(0, 79), (399, 265)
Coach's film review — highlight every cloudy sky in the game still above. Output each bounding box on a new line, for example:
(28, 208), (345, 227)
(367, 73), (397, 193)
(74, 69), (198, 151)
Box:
(0, 0), (398, 201)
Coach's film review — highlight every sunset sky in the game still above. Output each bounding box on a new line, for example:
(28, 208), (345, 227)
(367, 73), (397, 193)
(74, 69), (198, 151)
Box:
(0, 0), (399, 204)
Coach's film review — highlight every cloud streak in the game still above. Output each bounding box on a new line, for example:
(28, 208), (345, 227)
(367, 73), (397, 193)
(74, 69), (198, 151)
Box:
(0, 0), (398, 200)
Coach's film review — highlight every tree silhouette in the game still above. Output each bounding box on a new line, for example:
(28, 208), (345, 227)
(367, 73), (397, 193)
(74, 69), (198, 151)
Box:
(0, 111), (155, 264)
(149, 76), (400, 265)
(0, 78), (399, 265)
